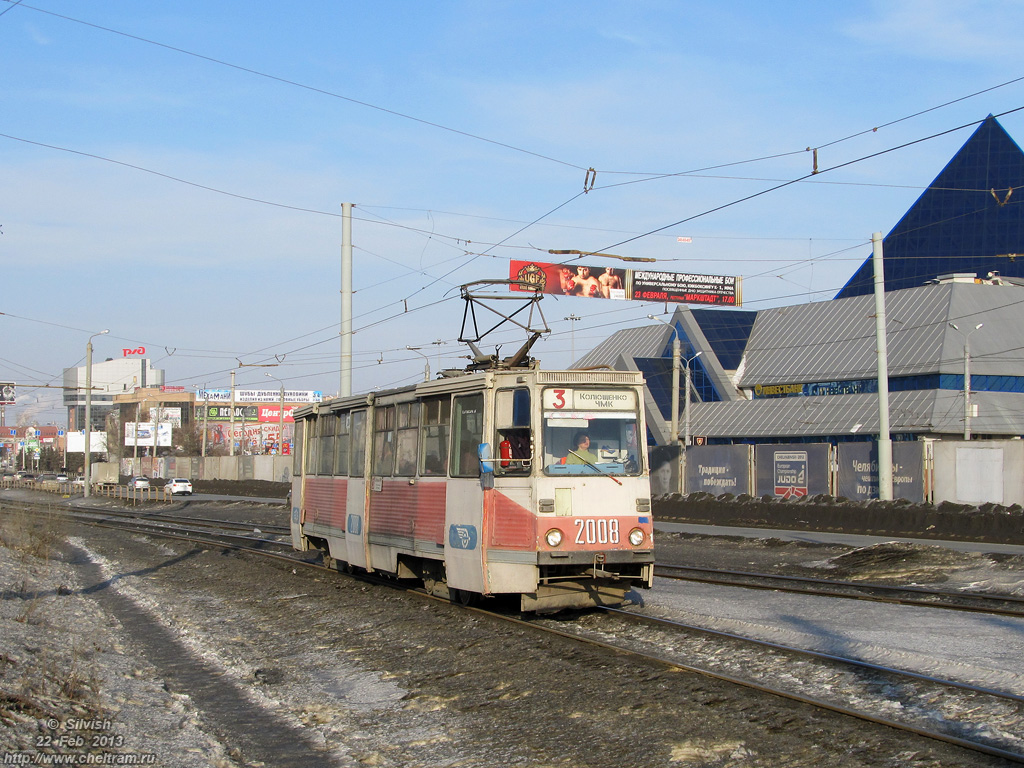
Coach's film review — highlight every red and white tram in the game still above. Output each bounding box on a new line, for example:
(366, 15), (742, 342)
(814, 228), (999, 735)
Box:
(289, 367), (654, 612)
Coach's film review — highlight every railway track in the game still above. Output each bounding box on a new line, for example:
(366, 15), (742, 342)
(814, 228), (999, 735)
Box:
(0, 497), (297, 559)
(580, 606), (1024, 762)
(655, 562), (1024, 617)
(5, 495), (1023, 763)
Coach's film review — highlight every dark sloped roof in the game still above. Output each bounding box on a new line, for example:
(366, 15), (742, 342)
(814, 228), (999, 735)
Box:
(690, 308), (757, 370)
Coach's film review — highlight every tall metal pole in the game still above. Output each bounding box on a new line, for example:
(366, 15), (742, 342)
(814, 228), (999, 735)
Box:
(201, 390), (209, 457)
(871, 232), (893, 501)
(965, 335), (973, 440)
(83, 329), (108, 497)
(265, 373), (286, 453)
(341, 202), (353, 397)
(279, 384), (285, 455)
(683, 351), (703, 447)
(229, 370), (236, 457)
(949, 322), (982, 440)
(406, 347), (430, 382)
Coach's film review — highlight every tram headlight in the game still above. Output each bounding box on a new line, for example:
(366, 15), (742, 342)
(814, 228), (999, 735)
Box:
(628, 528), (645, 546)
(545, 528), (564, 548)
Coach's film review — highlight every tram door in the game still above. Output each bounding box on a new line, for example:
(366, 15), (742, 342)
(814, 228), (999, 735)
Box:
(343, 410), (371, 569)
(445, 393), (486, 593)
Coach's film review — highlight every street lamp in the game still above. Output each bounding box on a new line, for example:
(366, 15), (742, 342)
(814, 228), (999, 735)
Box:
(265, 373), (286, 455)
(647, 315), (680, 444)
(406, 347), (431, 382)
(192, 383), (209, 457)
(83, 329), (109, 498)
(948, 322), (983, 440)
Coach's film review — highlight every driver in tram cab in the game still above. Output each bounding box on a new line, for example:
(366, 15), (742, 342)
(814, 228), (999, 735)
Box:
(566, 432), (599, 464)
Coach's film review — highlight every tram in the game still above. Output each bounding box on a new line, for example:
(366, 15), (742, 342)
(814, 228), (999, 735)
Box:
(289, 280), (655, 612)
(289, 365), (655, 612)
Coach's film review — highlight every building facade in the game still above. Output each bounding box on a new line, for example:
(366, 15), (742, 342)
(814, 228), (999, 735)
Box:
(63, 357), (165, 432)
(575, 115), (1024, 449)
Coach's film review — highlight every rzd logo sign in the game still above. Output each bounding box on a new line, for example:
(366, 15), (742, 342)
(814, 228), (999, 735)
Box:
(122, 347), (146, 357)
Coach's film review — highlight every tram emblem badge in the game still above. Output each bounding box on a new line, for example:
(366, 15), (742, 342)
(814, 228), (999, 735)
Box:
(448, 524), (478, 551)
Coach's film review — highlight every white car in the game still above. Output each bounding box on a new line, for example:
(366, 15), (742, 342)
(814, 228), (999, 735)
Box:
(129, 476), (151, 489)
(167, 478), (193, 496)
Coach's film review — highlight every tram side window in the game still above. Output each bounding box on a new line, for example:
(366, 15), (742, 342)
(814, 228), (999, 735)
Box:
(419, 396), (450, 476)
(394, 402), (418, 476)
(292, 420), (305, 476)
(495, 388), (532, 475)
(318, 413), (337, 476)
(451, 393), (484, 477)
(334, 412), (350, 476)
(373, 406), (396, 476)
(349, 410), (367, 477)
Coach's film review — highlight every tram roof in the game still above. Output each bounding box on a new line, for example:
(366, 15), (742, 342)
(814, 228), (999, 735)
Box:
(293, 367), (646, 420)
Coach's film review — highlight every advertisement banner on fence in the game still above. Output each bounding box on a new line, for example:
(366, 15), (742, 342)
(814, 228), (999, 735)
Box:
(754, 444), (830, 499)
(509, 260), (741, 307)
(685, 444), (752, 495)
(836, 442), (925, 502)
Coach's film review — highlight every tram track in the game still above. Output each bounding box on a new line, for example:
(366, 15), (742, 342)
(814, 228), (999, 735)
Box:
(509, 605), (1024, 763)
(5, 495), (1023, 763)
(0, 497), (299, 562)
(655, 562), (1024, 617)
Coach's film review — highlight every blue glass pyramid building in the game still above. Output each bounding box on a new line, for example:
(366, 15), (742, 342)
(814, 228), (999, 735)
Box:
(836, 115), (1024, 298)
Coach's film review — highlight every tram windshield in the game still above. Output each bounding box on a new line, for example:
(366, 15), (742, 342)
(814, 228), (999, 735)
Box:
(541, 387), (642, 476)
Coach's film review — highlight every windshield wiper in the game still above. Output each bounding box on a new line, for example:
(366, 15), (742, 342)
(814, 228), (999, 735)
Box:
(566, 450), (623, 485)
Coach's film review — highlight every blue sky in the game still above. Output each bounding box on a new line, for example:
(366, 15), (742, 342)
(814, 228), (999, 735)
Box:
(4, 0), (1024, 425)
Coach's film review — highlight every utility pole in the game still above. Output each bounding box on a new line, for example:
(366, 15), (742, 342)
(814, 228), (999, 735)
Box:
(949, 322), (983, 440)
(83, 329), (109, 498)
(683, 351), (703, 447)
(230, 370), (236, 457)
(872, 232), (893, 501)
(202, 389), (209, 457)
(406, 347), (430, 382)
(341, 202), (353, 397)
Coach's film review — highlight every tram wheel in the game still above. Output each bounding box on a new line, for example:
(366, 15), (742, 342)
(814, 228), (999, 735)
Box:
(450, 588), (478, 607)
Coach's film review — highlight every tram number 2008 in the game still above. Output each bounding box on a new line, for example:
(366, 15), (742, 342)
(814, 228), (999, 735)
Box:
(574, 518), (619, 545)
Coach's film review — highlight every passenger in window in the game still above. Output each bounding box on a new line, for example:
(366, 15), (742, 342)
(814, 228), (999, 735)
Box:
(566, 432), (599, 465)
(423, 452), (446, 475)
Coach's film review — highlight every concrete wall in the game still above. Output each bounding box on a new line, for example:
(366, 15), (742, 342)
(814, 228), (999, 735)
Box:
(121, 455), (292, 484)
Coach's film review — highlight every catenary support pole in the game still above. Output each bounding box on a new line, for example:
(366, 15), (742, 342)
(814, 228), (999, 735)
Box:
(872, 232), (893, 500)
(83, 329), (108, 498)
(341, 202), (353, 397)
